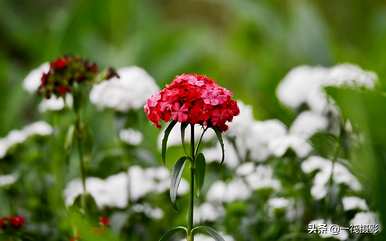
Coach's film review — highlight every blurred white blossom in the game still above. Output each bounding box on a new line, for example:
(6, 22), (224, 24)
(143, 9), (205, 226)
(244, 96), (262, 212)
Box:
(119, 128), (143, 145)
(38, 95), (73, 112)
(350, 212), (379, 226)
(289, 111), (328, 139)
(194, 202), (225, 224)
(64, 165), (188, 209)
(0, 121), (53, 158)
(131, 203), (164, 219)
(303, 156), (362, 200)
(342, 196), (368, 211)
(245, 165), (281, 191)
(23, 63), (49, 93)
(206, 179), (251, 203)
(0, 173), (19, 187)
(277, 64), (377, 113)
(90, 66), (159, 112)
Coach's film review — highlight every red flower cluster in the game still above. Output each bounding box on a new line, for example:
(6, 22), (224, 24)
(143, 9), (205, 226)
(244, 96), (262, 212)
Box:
(38, 56), (118, 98)
(0, 215), (25, 230)
(144, 74), (239, 131)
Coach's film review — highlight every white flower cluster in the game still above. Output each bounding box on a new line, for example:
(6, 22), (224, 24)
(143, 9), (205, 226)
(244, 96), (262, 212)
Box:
(0, 121), (53, 158)
(277, 64), (377, 113)
(302, 156), (362, 200)
(90, 66), (159, 112)
(64, 165), (188, 211)
(119, 128), (143, 145)
(0, 173), (19, 187)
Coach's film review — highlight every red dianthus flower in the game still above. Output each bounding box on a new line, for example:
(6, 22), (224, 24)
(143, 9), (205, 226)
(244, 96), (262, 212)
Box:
(144, 74), (239, 132)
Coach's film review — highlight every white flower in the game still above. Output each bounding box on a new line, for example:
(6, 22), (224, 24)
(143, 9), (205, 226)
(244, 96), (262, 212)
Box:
(277, 64), (377, 113)
(0, 121), (53, 159)
(225, 178), (251, 202)
(194, 202), (225, 223)
(23, 63), (49, 93)
(236, 162), (255, 176)
(289, 111), (328, 139)
(203, 139), (239, 169)
(242, 119), (287, 161)
(38, 95), (73, 112)
(119, 128), (143, 145)
(350, 212), (379, 225)
(268, 135), (312, 158)
(342, 196), (368, 211)
(303, 156), (362, 200)
(206, 181), (227, 203)
(206, 179), (251, 203)
(245, 165), (281, 191)
(131, 203), (164, 219)
(90, 66), (159, 112)
(64, 173), (129, 209)
(277, 66), (329, 112)
(227, 101), (255, 139)
(0, 173), (18, 187)
(267, 197), (291, 210)
(301, 156), (330, 174)
(326, 64), (377, 88)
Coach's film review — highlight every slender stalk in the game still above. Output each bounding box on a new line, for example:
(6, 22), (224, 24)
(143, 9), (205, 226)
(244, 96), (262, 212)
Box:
(75, 108), (87, 212)
(188, 125), (195, 241)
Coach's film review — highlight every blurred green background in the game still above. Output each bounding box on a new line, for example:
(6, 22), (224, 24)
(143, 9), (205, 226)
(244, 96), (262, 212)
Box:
(1, 0), (386, 133)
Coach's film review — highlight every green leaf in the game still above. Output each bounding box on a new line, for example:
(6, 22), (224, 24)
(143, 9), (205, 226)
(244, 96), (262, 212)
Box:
(162, 120), (177, 165)
(170, 156), (188, 208)
(192, 226), (225, 241)
(195, 153), (206, 197)
(159, 226), (187, 241)
(181, 123), (189, 155)
(213, 127), (225, 164)
(64, 124), (75, 151)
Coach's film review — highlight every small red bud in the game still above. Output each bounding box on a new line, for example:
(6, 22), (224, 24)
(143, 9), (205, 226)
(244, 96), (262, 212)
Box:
(99, 216), (110, 226)
(51, 57), (68, 70)
(10, 215), (25, 229)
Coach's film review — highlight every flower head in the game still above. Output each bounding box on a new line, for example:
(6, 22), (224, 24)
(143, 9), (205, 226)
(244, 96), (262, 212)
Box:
(38, 56), (118, 98)
(144, 74), (239, 131)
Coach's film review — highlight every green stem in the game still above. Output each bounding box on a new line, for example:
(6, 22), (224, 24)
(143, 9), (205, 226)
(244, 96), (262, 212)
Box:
(75, 108), (87, 212)
(188, 124), (195, 241)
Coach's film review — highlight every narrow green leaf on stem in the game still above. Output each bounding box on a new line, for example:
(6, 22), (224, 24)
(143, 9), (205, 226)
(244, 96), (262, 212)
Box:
(195, 153), (206, 197)
(213, 127), (225, 164)
(162, 120), (177, 165)
(159, 226), (188, 241)
(170, 156), (188, 208)
(192, 226), (225, 241)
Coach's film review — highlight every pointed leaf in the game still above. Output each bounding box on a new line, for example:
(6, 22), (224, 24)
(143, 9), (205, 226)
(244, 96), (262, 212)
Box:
(170, 156), (188, 208)
(162, 120), (177, 165)
(181, 123), (189, 155)
(192, 226), (225, 241)
(195, 153), (206, 197)
(213, 127), (225, 164)
(159, 226), (187, 241)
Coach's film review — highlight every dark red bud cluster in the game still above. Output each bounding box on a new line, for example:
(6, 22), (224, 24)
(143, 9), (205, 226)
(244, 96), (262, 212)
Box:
(0, 215), (25, 230)
(38, 56), (117, 99)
